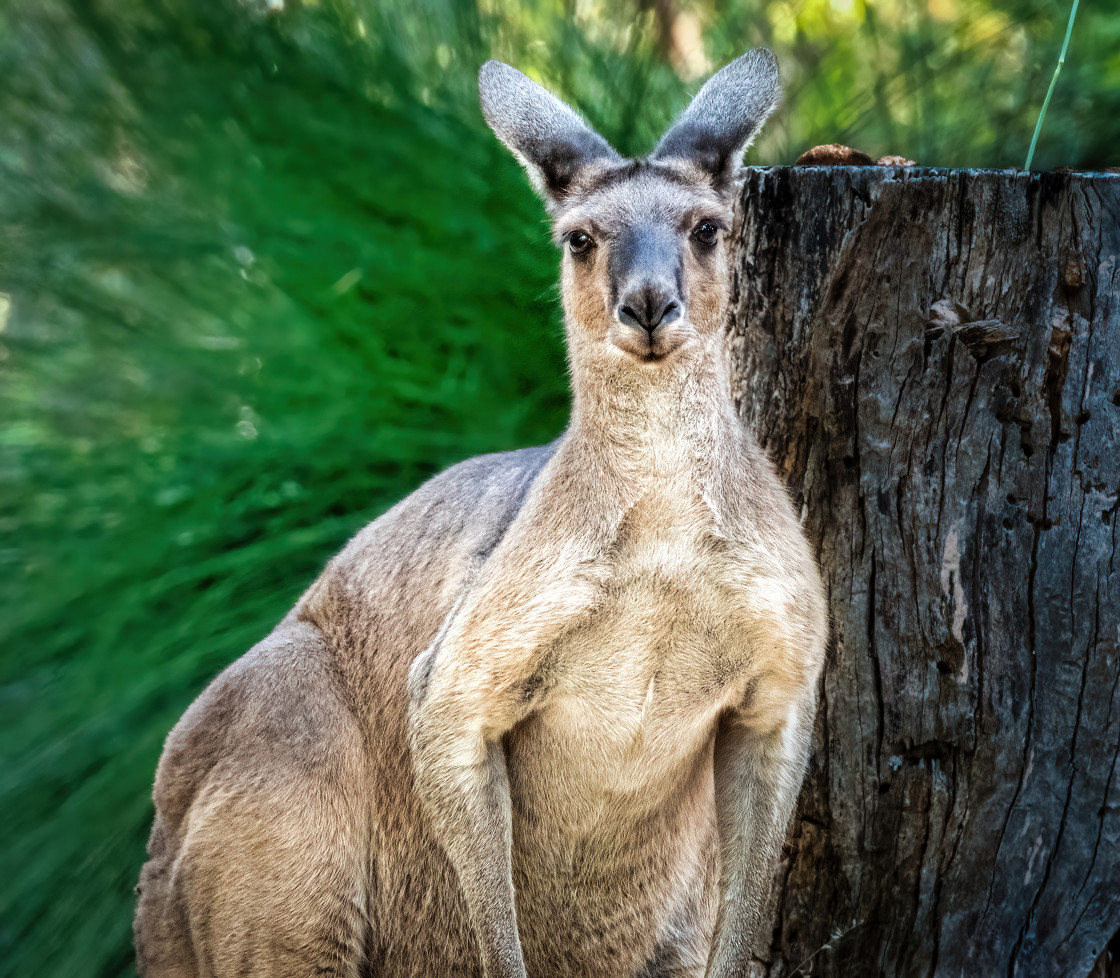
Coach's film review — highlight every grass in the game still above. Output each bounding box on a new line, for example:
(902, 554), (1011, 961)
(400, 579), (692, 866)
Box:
(1024, 0), (1081, 170)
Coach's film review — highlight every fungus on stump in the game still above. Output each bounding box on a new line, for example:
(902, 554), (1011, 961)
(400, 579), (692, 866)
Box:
(730, 167), (1120, 978)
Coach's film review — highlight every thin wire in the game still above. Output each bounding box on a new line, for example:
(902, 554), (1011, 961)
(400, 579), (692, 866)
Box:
(1024, 0), (1081, 171)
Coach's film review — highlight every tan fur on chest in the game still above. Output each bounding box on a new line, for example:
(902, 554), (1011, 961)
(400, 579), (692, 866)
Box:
(509, 476), (761, 816)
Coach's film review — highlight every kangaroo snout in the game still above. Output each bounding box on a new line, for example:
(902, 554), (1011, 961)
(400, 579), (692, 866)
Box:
(613, 281), (687, 360)
(617, 285), (681, 335)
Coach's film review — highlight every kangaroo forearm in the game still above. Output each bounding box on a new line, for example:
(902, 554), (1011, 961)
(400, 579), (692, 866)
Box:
(411, 732), (527, 978)
(404, 541), (596, 977)
(705, 819), (788, 978)
(706, 714), (813, 977)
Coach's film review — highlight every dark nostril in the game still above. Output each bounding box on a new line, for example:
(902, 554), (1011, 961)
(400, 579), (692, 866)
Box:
(618, 304), (642, 330)
(659, 301), (680, 327)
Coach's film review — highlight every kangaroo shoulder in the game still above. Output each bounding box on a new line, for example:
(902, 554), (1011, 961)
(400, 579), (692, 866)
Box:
(297, 441), (559, 648)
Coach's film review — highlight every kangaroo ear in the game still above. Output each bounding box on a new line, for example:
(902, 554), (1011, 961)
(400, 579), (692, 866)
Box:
(479, 61), (621, 205)
(652, 48), (781, 187)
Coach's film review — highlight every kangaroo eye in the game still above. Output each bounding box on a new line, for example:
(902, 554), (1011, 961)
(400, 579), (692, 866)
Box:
(567, 230), (593, 255)
(692, 220), (720, 246)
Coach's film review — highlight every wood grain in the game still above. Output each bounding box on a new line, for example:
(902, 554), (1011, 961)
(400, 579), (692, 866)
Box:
(730, 166), (1120, 978)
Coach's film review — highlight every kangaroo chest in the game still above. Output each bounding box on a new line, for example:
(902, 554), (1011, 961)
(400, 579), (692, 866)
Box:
(514, 471), (759, 806)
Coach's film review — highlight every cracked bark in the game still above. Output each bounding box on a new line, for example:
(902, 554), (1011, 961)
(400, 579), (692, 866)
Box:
(730, 167), (1120, 978)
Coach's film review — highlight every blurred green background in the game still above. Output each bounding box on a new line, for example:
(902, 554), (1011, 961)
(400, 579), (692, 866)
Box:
(1, 0), (1117, 974)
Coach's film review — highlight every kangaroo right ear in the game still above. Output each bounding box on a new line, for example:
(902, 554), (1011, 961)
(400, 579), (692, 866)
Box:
(479, 61), (621, 206)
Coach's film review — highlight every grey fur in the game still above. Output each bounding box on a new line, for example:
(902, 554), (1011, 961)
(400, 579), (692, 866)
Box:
(653, 48), (781, 185)
(479, 61), (621, 203)
(134, 49), (825, 978)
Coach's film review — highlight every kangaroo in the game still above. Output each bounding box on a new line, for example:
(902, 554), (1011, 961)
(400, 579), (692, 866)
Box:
(134, 48), (827, 978)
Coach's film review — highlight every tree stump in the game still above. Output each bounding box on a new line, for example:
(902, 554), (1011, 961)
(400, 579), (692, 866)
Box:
(730, 167), (1120, 978)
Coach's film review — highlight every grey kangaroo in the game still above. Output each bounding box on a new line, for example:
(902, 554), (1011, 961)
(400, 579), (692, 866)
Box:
(134, 48), (827, 978)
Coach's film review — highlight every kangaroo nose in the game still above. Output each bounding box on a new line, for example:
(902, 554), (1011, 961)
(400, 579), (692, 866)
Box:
(617, 287), (681, 334)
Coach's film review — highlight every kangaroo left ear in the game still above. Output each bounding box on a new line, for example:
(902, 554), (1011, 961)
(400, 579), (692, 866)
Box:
(652, 48), (781, 187)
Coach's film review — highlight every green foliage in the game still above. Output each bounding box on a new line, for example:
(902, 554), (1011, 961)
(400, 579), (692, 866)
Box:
(0, 4), (565, 974)
(1, 0), (1117, 975)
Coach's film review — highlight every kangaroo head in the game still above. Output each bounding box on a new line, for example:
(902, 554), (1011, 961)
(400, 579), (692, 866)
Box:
(479, 50), (780, 371)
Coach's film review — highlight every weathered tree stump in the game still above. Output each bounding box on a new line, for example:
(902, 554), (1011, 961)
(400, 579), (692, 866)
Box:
(730, 167), (1120, 978)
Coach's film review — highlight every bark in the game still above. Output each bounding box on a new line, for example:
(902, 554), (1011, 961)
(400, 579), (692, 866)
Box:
(730, 167), (1120, 978)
